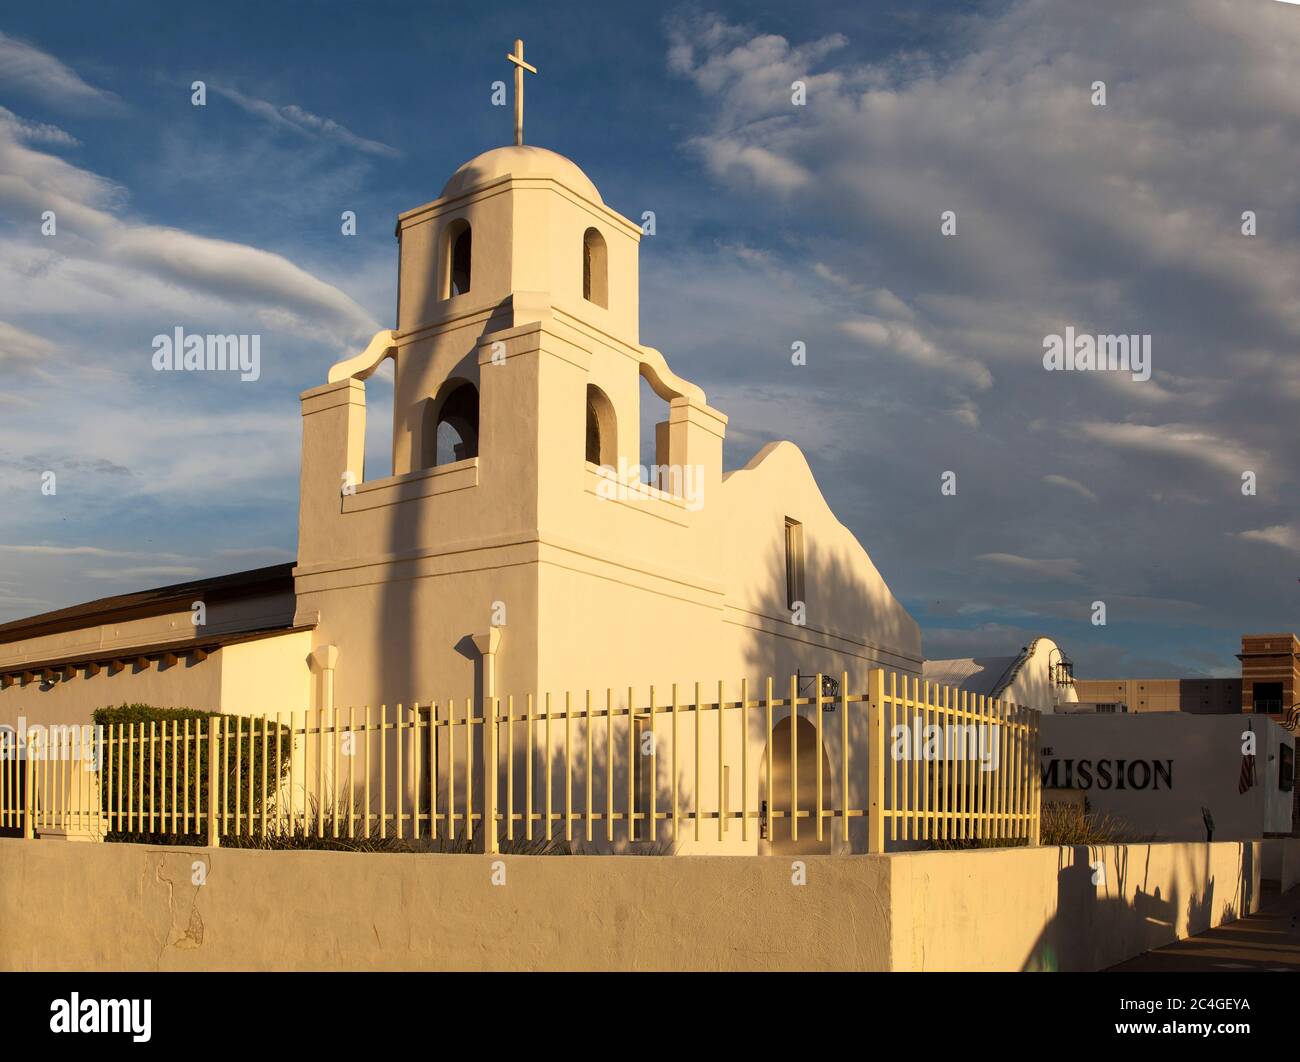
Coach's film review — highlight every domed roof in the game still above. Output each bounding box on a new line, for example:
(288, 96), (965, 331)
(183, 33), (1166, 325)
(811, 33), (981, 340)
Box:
(440, 146), (602, 202)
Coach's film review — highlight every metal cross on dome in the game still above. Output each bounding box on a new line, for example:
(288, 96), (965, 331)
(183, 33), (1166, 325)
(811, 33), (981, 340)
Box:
(506, 38), (538, 146)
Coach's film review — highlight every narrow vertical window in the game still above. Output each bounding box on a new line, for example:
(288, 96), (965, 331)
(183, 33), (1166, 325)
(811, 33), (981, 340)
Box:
(585, 384), (616, 466)
(446, 220), (471, 298)
(582, 227), (607, 307)
(586, 395), (600, 464)
(784, 517), (804, 610)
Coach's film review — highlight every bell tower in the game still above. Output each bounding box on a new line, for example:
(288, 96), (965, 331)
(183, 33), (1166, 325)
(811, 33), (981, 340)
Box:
(294, 41), (728, 708)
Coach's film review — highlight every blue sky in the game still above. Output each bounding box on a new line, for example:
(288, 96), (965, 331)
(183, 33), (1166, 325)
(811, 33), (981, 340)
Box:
(0, 0), (1296, 679)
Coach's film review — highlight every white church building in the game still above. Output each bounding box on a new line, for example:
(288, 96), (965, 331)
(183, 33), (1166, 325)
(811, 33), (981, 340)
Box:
(0, 125), (936, 851)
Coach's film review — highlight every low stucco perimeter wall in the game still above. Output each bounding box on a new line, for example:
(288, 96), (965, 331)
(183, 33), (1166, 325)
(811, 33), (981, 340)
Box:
(0, 841), (893, 972)
(0, 839), (1264, 971)
(890, 841), (1263, 971)
(1261, 837), (1300, 892)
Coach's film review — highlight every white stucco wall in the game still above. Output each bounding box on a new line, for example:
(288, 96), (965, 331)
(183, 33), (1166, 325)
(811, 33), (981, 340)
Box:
(924, 636), (1078, 713)
(1039, 713), (1295, 841)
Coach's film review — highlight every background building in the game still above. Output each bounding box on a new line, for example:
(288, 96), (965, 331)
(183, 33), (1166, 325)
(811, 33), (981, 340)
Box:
(1240, 633), (1299, 716)
(1072, 677), (1240, 714)
(924, 635), (1079, 710)
(1075, 633), (1298, 718)
(1068, 632), (1300, 837)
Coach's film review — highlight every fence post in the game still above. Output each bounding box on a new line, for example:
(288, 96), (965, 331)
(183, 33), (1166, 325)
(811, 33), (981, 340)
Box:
(206, 716), (220, 847)
(867, 668), (885, 853)
(472, 629), (501, 855)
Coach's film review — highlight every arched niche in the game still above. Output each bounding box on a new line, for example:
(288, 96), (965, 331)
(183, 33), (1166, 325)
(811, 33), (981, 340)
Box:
(585, 383), (617, 467)
(582, 226), (608, 308)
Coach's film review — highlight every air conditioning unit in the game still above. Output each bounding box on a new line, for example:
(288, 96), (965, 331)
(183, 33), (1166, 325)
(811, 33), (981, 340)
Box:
(1056, 701), (1128, 714)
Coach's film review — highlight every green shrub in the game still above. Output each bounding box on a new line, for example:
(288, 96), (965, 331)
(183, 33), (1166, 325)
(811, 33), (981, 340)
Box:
(92, 704), (292, 845)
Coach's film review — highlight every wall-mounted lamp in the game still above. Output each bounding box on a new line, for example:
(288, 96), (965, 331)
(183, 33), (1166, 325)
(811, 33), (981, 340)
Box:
(1048, 647), (1075, 689)
(797, 671), (839, 705)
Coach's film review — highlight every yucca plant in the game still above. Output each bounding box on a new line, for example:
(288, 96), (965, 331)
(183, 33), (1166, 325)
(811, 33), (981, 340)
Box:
(1039, 798), (1145, 845)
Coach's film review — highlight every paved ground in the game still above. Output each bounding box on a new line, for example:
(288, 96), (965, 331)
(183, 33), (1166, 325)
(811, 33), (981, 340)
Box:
(1109, 883), (1300, 971)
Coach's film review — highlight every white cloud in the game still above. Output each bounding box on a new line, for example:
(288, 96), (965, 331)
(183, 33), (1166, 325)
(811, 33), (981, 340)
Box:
(215, 86), (399, 158)
(0, 405), (300, 501)
(671, 2), (1298, 504)
(1236, 525), (1300, 553)
(0, 543), (195, 560)
(976, 553), (1085, 582)
(1042, 474), (1098, 502)
(0, 39), (383, 624)
(685, 137), (811, 193)
(947, 396), (980, 430)
(0, 544), (125, 557)
(842, 315), (992, 390)
(668, 17), (847, 120)
(0, 112), (379, 345)
(0, 318), (54, 372)
(109, 224), (377, 338)
(0, 105), (78, 147)
(0, 31), (119, 110)
(1075, 421), (1261, 479)
(84, 566), (204, 581)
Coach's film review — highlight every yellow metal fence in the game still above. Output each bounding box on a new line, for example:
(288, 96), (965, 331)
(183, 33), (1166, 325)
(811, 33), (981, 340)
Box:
(0, 668), (1041, 852)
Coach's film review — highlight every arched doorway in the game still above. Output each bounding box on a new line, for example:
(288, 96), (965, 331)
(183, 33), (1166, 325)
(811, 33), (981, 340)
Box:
(761, 715), (833, 855)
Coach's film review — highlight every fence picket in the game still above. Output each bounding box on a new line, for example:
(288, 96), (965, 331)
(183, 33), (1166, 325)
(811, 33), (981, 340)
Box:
(605, 689), (613, 844)
(815, 674), (823, 843)
(446, 700), (455, 840)
(648, 686), (656, 844)
(671, 684), (679, 843)
(789, 675), (798, 844)
(565, 691), (573, 844)
(717, 681), (724, 843)
(696, 681), (704, 843)
(378, 705), (386, 841)
(741, 678), (749, 844)
(627, 686), (635, 843)
(395, 704), (403, 841)
(429, 703), (437, 841)
(347, 707), (355, 839)
(465, 697), (474, 843)
(545, 693), (553, 843)
(585, 690), (593, 844)
(839, 673), (848, 846)
(525, 694), (533, 842)
(508, 696), (515, 843)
